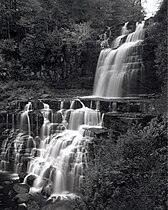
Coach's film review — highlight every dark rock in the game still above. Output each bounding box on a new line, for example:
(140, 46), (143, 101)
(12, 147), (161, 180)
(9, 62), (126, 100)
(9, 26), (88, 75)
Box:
(13, 193), (32, 203)
(18, 203), (28, 210)
(87, 127), (108, 138)
(53, 112), (63, 123)
(19, 101), (29, 110)
(24, 174), (38, 187)
(41, 184), (53, 197)
(13, 183), (30, 194)
(63, 100), (71, 109)
(50, 123), (66, 135)
(104, 112), (156, 132)
(100, 101), (109, 112)
(48, 100), (60, 110)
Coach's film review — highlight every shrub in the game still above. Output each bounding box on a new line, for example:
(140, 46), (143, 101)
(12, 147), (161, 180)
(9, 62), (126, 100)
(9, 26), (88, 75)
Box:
(79, 116), (167, 210)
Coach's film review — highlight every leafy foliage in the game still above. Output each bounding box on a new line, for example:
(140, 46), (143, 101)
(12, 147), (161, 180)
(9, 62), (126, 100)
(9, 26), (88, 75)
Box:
(80, 116), (167, 210)
(144, 0), (167, 85)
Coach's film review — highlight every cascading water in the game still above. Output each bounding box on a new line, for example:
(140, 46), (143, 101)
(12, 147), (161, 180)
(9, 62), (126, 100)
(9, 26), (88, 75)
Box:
(24, 99), (102, 198)
(93, 21), (145, 97)
(68, 99), (101, 130)
(0, 102), (36, 174)
(20, 102), (32, 136)
(0, 21), (147, 204)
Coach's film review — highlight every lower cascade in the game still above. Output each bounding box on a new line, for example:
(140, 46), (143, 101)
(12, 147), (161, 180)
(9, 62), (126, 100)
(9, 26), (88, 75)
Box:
(27, 130), (87, 195)
(0, 100), (103, 199)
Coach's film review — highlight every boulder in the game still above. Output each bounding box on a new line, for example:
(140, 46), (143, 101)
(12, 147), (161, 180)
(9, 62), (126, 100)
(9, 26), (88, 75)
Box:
(13, 193), (32, 203)
(41, 184), (53, 197)
(13, 183), (30, 194)
(24, 174), (38, 187)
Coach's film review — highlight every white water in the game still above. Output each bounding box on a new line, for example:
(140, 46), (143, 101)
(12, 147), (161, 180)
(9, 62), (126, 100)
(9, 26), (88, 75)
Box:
(0, 102), (35, 174)
(93, 21), (145, 97)
(24, 99), (102, 198)
(20, 102), (32, 136)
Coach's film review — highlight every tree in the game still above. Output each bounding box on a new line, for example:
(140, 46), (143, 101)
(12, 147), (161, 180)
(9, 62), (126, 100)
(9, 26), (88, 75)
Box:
(143, 0), (167, 86)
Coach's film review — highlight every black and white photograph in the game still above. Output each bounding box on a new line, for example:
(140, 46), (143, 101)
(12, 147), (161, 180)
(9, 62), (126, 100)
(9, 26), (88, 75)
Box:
(0, 0), (167, 209)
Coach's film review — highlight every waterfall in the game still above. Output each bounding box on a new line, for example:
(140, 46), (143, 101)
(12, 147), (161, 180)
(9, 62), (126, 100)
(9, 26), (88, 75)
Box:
(27, 130), (87, 196)
(23, 99), (102, 198)
(93, 21), (145, 97)
(0, 21), (147, 201)
(0, 102), (36, 174)
(20, 102), (32, 136)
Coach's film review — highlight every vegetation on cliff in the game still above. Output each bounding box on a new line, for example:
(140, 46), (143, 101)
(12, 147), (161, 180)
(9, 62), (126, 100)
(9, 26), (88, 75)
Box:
(77, 1), (167, 209)
(0, 0), (143, 86)
(143, 0), (167, 91)
(79, 115), (167, 210)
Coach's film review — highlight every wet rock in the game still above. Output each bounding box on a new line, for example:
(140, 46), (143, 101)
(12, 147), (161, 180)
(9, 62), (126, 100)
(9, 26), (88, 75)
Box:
(31, 148), (41, 157)
(25, 174), (38, 187)
(53, 112), (63, 123)
(13, 183), (30, 194)
(50, 123), (66, 135)
(63, 100), (71, 109)
(41, 184), (53, 197)
(13, 193), (32, 203)
(18, 203), (28, 210)
(87, 127), (108, 138)
(19, 101), (29, 110)
(19, 172), (28, 182)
